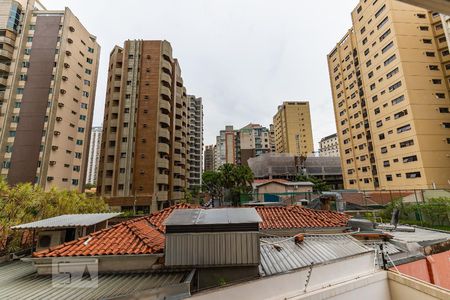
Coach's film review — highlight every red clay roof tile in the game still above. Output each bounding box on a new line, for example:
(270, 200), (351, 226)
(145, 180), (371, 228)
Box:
(33, 203), (349, 258)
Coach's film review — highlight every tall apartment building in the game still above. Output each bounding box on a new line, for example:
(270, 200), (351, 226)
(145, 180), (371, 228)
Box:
(319, 133), (340, 157)
(214, 125), (237, 169)
(273, 101), (314, 156)
(204, 144), (214, 172)
(269, 124), (276, 152)
(187, 95), (203, 190)
(236, 123), (271, 165)
(86, 126), (101, 185)
(0, 0), (99, 191)
(328, 0), (450, 190)
(97, 40), (189, 212)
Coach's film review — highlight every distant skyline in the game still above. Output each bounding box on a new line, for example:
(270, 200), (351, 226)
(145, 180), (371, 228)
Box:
(44, 0), (358, 149)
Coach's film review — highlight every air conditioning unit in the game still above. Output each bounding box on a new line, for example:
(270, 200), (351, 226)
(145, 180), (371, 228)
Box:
(60, 89), (66, 95)
(56, 117), (62, 122)
(47, 176), (54, 181)
(49, 161), (56, 166)
(58, 103), (64, 108)
(62, 76), (68, 81)
(51, 145), (58, 151)
(54, 131), (60, 136)
(64, 63), (70, 68)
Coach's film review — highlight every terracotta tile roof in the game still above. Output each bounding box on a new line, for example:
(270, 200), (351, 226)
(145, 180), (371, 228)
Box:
(254, 206), (350, 230)
(32, 203), (349, 258)
(33, 203), (195, 258)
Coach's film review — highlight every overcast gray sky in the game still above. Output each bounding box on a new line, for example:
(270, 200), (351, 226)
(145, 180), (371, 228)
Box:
(44, 0), (357, 149)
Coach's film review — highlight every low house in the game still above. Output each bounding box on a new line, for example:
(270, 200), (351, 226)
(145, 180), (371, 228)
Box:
(12, 213), (121, 251)
(251, 180), (314, 204)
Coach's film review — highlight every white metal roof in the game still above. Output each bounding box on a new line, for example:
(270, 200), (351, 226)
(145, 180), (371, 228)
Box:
(11, 213), (121, 230)
(259, 235), (373, 276)
(164, 208), (262, 225)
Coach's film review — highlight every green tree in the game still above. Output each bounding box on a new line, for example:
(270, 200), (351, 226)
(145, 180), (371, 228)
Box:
(202, 170), (224, 204)
(0, 178), (108, 255)
(295, 175), (330, 192)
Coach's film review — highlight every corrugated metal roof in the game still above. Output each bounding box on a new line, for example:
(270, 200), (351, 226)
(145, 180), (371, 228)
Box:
(361, 241), (403, 255)
(259, 235), (373, 276)
(12, 213), (122, 229)
(0, 261), (192, 300)
(164, 208), (262, 226)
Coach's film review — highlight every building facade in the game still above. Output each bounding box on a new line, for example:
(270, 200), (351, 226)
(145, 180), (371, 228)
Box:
(328, 0), (450, 190)
(319, 133), (340, 157)
(269, 124), (276, 152)
(214, 125), (237, 169)
(86, 126), (102, 185)
(0, 0), (100, 191)
(203, 144), (214, 172)
(97, 40), (189, 212)
(236, 123), (271, 166)
(273, 101), (314, 156)
(187, 95), (203, 190)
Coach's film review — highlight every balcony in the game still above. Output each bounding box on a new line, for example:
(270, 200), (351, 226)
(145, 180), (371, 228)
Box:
(0, 63), (10, 74)
(159, 99), (171, 113)
(158, 127), (170, 140)
(158, 191), (168, 201)
(157, 158), (169, 169)
(175, 119), (182, 128)
(171, 191), (183, 201)
(161, 42), (173, 59)
(0, 77), (7, 87)
(162, 60), (172, 74)
(156, 174), (169, 185)
(0, 36), (15, 47)
(160, 85), (172, 98)
(159, 114), (170, 126)
(173, 178), (185, 188)
(0, 49), (12, 60)
(174, 141), (182, 150)
(173, 153), (182, 162)
(158, 142), (170, 154)
(173, 165), (183, 175)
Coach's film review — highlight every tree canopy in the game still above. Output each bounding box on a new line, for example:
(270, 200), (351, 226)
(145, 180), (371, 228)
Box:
(0, 178), (108, 254)
(202, 164), (254, 206)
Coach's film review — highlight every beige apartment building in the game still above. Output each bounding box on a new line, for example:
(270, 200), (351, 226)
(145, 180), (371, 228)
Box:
(187, 95), (203, 190)
(97, 40), (189, 212)
(328, 0), (450, 190)
(273, 101), (314, 156)
(203, 144), (214, 172)
(0, 0), (100, 191)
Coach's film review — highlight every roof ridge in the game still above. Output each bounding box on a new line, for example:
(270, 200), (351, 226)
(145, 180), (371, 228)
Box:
(287, 206), (348, 226)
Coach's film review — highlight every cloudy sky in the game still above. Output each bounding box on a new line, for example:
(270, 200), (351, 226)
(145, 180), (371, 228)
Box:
(44, 0), (357, 149)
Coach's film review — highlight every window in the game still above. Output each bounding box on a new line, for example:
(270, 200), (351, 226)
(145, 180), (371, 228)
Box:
(382, 41), (394, 53)
(386, 67), (399, 79)
(403, 155), (417, 163)
(368, 71), (374, 78)
(435, 93), (445, 99)
(88, 47), (94, 53)
(27, 36), (33, 42)
(388, 81), (401, 92)
(81, 103), (88, 109)
(384, 54), (396, 66)
(375, 4), (386, 18)
(372, 95), (378, 102)
(416, 13), (426, 19)
(386, 175), (393, 181)
(16, 88), (24, 94)
(85, 69), (92, 75)
(381, 147), (387, 154)
(82, 91), (89, 97)
(425, 51), (435, 57)
(86, 58), (93, 64)
(376, 120), (383, 128)
(406, 172), (421, 179)
(443, 123), (450, 128)
(391, 95), (404, 105)
(77, 127), (84, 133)
(422, 39), (432, 44)
(400, 139), (414, 148)
(379, 29), (391, 42)
(76, 140), (83, 145)
(397, 124), (411, 133)
(379, 133), (385, 140)
(84, 79), (90, 86)
(394, 109), (408, 119)
(429, 65), (439, 71)
(72, 179), (79, 186)
(370, 83), (376, 90)
(439, 107), (450, 113)
(374, 107), (380, 114)
(432, 79), (442, 85)
(377, 17), (388, 29)
(79, 115), (86, 121)
(75, 152), (82, 159)
(419, 26), (429, 31)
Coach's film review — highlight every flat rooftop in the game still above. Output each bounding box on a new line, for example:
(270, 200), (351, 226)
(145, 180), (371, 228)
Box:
(164, 208), (262, 226)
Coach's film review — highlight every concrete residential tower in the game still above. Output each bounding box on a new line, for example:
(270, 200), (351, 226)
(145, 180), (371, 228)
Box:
(97, 40), (189, 212)
(86, 126), (102, 185)
(273, 101), (314, 156)
(204, 144), (214, 172)
(319, 133), (340, 157)
(187, 95), (203, 190)
(0, 0), (100, 191)
(328, 0), (450, 190)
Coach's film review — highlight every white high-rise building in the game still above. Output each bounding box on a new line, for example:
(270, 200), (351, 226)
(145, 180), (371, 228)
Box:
(187, 95), (203, 189)
(86, 126), (102, 185)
